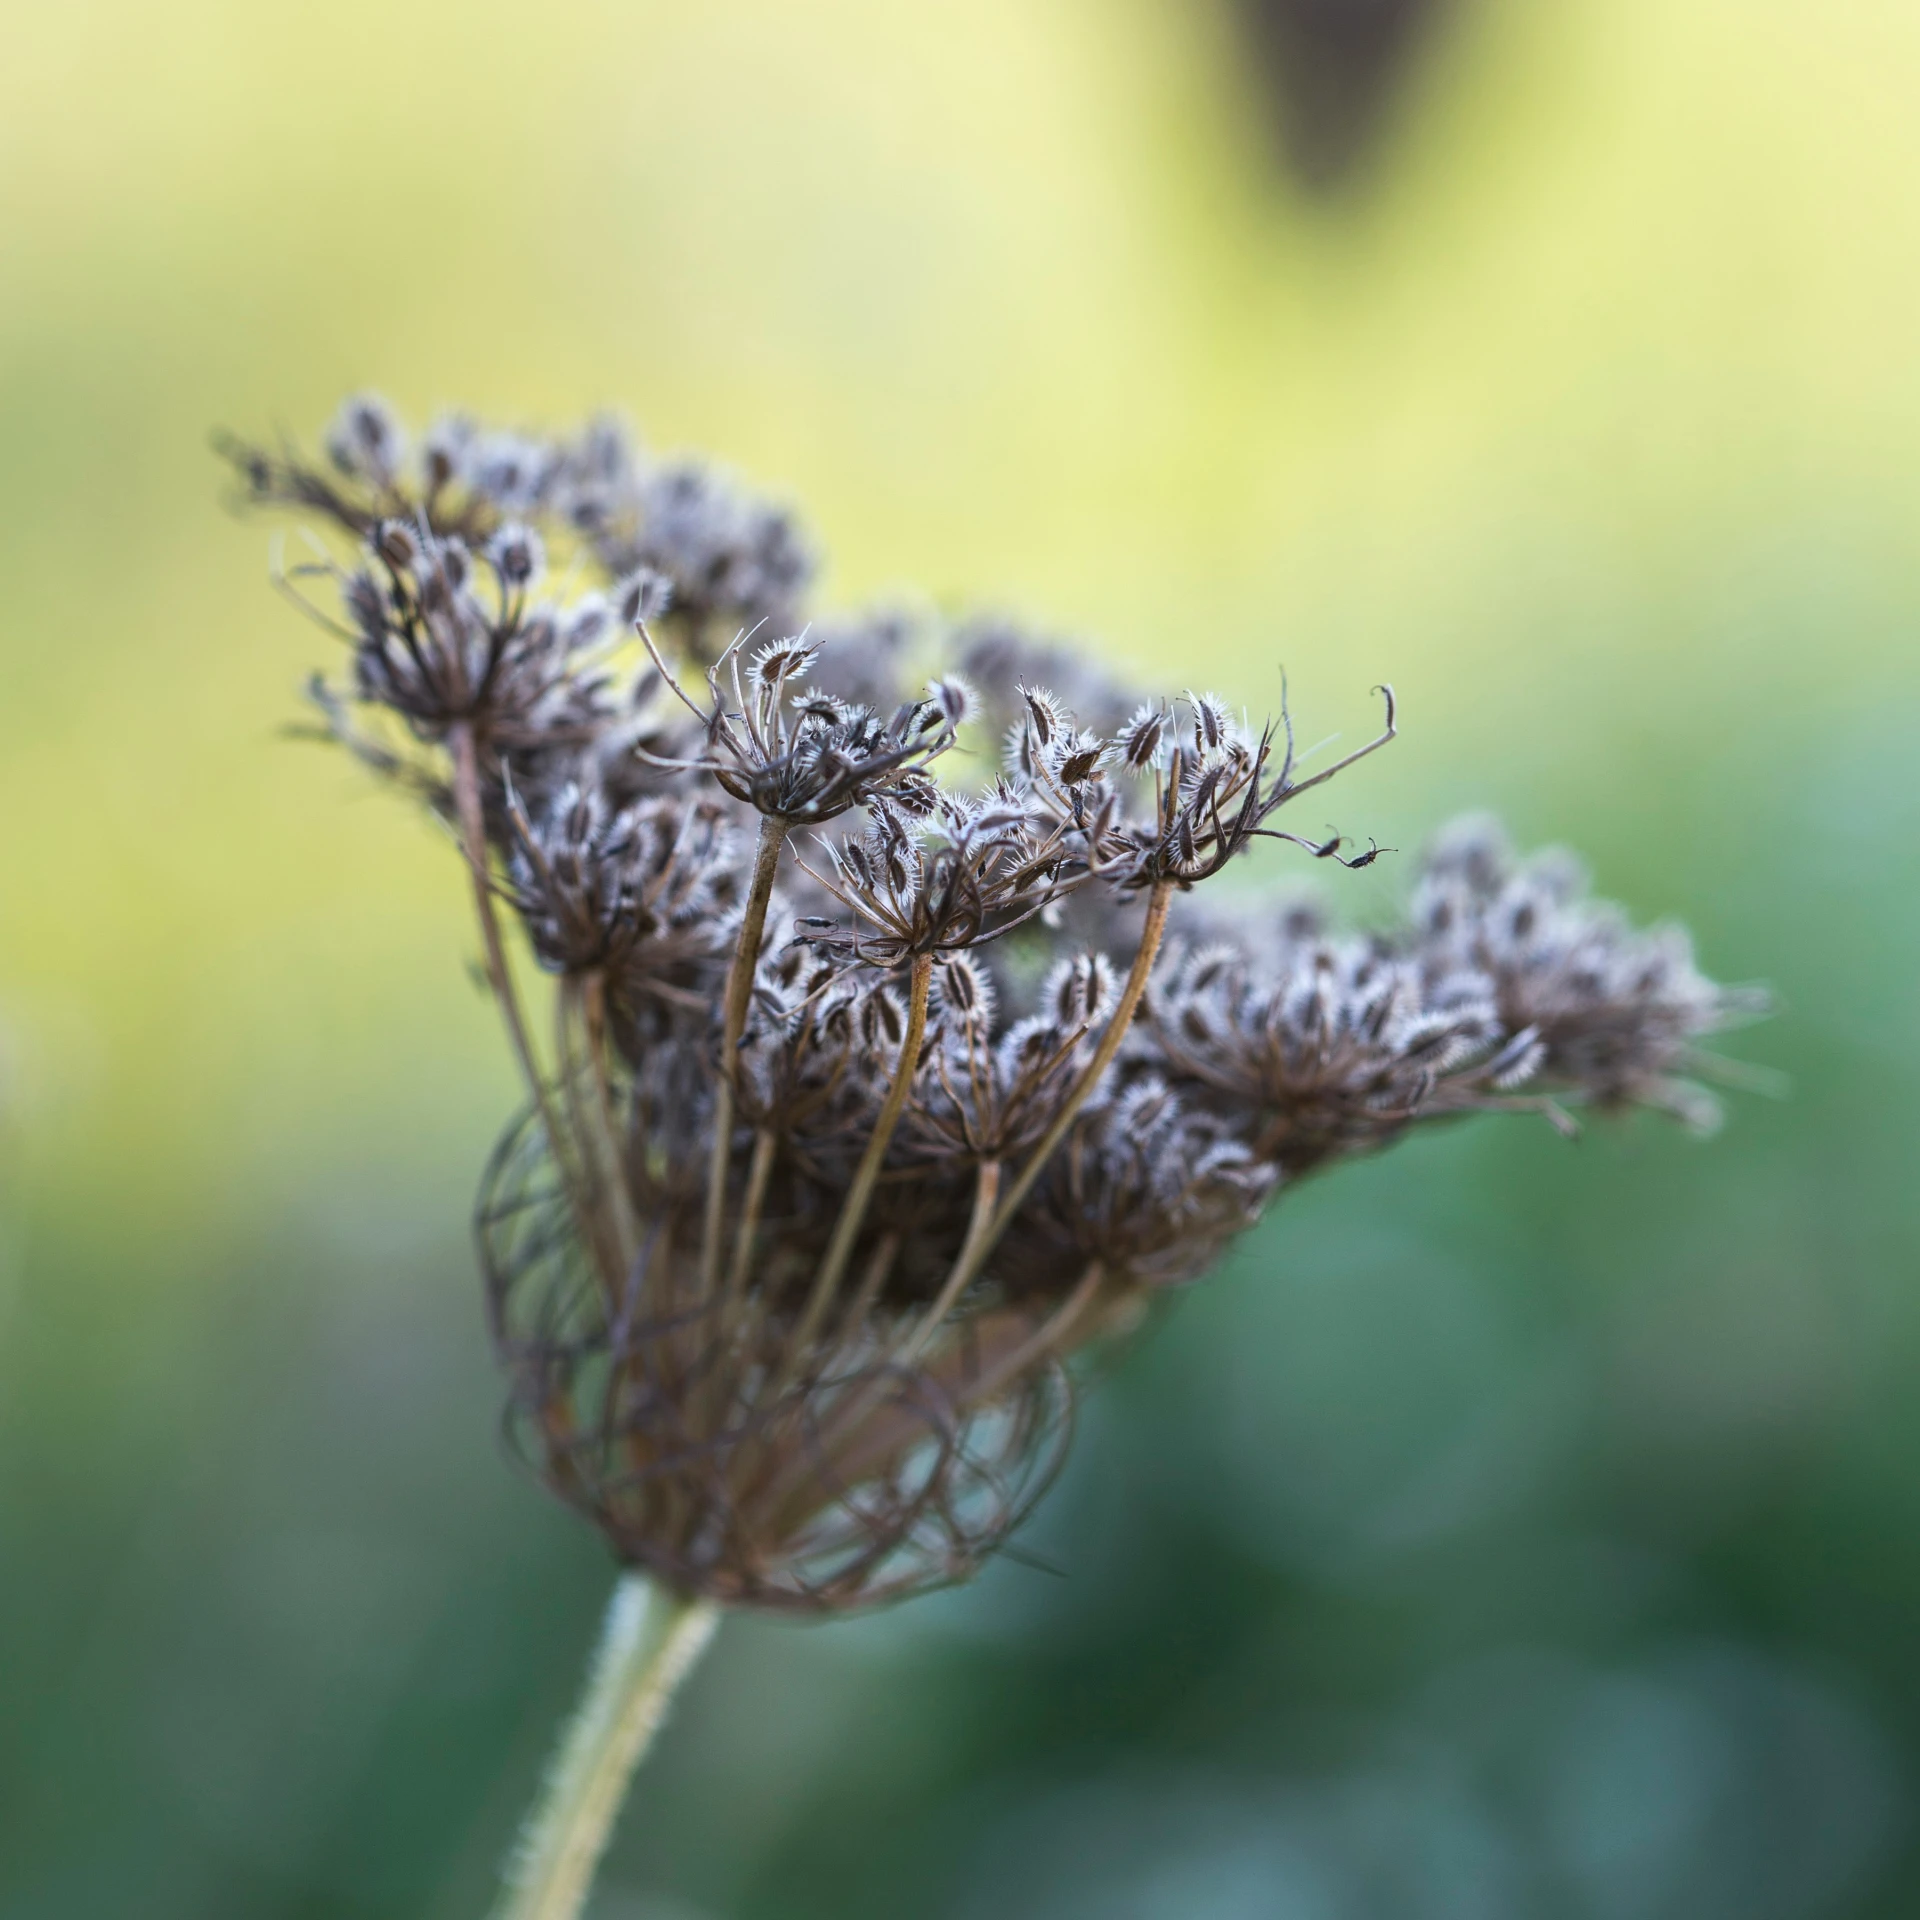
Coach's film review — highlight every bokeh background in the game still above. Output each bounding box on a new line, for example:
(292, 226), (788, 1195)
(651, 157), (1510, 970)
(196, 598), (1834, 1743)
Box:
(4, 1), (1920, 1913)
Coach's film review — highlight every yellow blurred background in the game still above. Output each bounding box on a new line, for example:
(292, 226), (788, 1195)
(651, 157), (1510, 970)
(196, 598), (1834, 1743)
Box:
(4, 2), (1920, 1915)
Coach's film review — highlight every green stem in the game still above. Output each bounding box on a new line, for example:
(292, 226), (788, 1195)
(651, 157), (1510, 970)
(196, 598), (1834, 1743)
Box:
(491, 1575), (720, 1920)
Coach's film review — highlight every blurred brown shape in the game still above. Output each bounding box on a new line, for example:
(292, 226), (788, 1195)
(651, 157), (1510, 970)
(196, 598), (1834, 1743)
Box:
(1235, 0), (1456, 190)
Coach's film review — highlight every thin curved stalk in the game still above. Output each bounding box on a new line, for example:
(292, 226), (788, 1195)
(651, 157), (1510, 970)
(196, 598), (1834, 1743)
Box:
(788, 897), (1167, 1491)
(450, 724), (606, 1288)
(555, 980), (634, 1286)
(925, 882), (1172, 1315)
(784, 1161), (1001, 1495)
(723, 1129), (779, 1304)
(898, 1159), (1000, 1367)
(775, 1269), (1103, 1515)
(491, 1574), (720, 1920)
(578, 974), (642, 1273)
(831, 1229), (902, 1346)
(736, 954), (934, 1509)
(960, 1258), (1106, 1409)
(450, 723), (559, 1133)
(986, 882), (1170, 1243)
(783, 950), (933, 1366)
(701, 816), (790, 1294)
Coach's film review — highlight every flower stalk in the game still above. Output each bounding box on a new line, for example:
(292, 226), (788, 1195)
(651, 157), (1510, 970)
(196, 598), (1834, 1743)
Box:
(701, 814), (790, 1293)
(491, 1574), (719, 1920)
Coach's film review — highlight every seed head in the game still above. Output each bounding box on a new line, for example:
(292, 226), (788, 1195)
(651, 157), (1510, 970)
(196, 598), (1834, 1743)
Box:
(635, 623), (965, 827)
(232, 397), (1763, 1611)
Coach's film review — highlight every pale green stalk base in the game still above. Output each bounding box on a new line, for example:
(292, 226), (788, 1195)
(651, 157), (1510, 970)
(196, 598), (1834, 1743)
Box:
(492, 1574), (720, 1920)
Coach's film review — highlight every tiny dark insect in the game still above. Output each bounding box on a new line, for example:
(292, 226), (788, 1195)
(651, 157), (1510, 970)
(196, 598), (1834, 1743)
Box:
(1337, 835), (1393, 869)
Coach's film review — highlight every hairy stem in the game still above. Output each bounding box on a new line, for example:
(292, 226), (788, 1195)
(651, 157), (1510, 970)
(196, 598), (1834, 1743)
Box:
(491, 1574), (719, 1920)
(701, 816), (791, 1295)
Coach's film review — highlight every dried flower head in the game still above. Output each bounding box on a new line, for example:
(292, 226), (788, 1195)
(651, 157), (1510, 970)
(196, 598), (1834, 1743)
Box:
(634, 628), (961, 830)
(1407, 814), (1768, 1130)
(228, 400), (1763, 1612)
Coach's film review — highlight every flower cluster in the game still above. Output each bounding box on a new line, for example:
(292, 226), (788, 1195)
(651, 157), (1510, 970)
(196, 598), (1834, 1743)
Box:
(229, 395), (1761, 1612)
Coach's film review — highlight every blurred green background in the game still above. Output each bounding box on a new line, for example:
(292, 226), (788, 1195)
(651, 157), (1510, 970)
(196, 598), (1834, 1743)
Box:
(4, 0), (1919, 1913)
